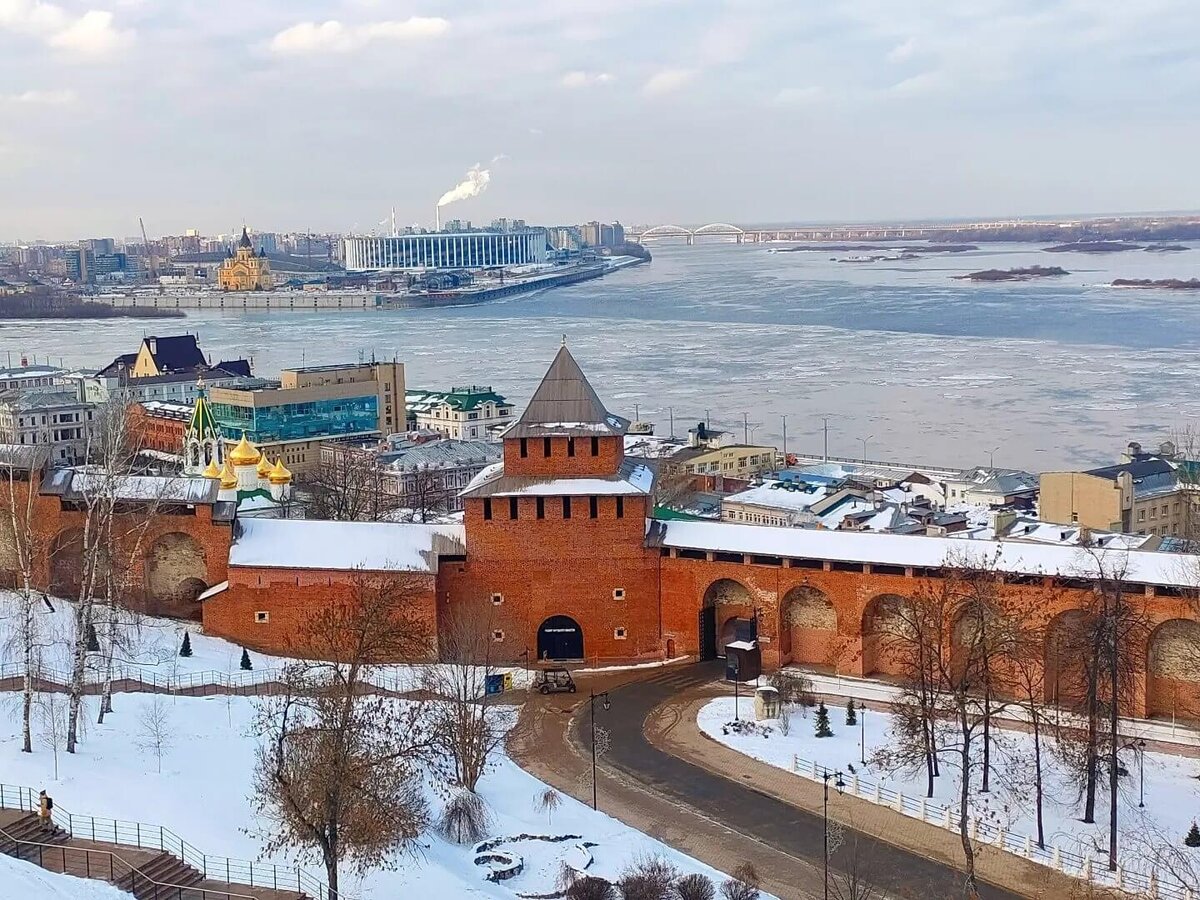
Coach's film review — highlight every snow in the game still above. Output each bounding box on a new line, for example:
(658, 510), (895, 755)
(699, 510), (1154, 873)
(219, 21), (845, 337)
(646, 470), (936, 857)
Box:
(724, 481), (830, 513)
(700, 697), (1200, 891)
(228, 518), (466, 572)
(0, 855), (130, 900)
(0, 692), (766, 899)
(655, 519), (1200, 587)
(48, 470), (215, 504)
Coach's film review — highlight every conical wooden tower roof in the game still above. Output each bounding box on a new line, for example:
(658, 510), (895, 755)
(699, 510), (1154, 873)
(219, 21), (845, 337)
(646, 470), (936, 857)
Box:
(505, 343), (628, 439)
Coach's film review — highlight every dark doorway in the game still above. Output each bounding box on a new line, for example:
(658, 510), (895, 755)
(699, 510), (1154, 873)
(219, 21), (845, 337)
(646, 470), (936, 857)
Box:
(537, 615), (584, 661)
(698, 606), (717, 661)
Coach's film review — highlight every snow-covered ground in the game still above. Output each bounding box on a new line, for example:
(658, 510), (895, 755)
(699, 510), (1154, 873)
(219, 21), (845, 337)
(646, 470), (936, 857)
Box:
(0, 855), (130, 900)
(0, 692), (760, 899)
(700, 697), (1200, 887)
(0, 592), (535, 692)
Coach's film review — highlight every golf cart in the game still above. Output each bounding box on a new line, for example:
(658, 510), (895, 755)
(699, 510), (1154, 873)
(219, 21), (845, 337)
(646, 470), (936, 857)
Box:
(535, 666), (577, 695)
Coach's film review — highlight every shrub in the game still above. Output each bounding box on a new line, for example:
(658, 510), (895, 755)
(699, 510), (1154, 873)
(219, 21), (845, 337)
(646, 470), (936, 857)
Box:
(567, 876), (617, 900)
(845, 699), (857, 726)
(767, 670), (814, 707)
(676, 873), (717, 900)
(1186, 822), (1200, 848)
(720, 863), (761, 900)
(436, 789), (492, 844)
(618, 854), (678, 900)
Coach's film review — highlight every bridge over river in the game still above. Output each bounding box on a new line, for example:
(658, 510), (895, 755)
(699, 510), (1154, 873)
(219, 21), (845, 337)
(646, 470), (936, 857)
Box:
(626, 218), (1070, 244)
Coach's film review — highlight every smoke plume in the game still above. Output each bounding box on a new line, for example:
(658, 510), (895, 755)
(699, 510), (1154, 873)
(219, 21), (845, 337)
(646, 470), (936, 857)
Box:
(437, 164), (491, 207)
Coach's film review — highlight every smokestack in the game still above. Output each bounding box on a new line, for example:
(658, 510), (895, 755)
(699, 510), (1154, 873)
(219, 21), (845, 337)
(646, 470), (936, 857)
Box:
(435, 206), (440, 233)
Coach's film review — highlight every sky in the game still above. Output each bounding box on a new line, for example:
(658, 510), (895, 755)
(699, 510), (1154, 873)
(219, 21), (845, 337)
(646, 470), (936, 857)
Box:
(2, 0), (1199, 240)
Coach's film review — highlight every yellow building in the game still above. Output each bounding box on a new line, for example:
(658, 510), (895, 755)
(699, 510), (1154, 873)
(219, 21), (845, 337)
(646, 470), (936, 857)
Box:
(218, 227), (272, 291)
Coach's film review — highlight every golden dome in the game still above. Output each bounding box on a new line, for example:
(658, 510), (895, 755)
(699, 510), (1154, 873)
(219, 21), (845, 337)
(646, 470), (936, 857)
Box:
(256, 455), (273, 478)
(219, 458), (238, 490)
(268, 458), (292, 485)
(201, 459), (222, 479)
(228, 432), (261, 466)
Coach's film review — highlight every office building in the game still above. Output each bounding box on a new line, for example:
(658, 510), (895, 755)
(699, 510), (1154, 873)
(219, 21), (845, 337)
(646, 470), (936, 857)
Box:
(208, 361), (405, 475)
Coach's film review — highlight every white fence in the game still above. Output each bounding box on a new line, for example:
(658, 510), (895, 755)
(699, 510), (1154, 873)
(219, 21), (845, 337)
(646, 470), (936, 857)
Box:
(788, 753), (1188, 900)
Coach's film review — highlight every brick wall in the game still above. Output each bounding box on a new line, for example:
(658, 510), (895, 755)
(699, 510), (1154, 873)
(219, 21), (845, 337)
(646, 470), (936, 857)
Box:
(204, 565), (439, 659)
(502, 435), (623, 478)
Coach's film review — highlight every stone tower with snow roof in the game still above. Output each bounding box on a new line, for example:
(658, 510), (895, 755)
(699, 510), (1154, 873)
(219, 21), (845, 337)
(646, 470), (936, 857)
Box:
(452, 343), (659, 664)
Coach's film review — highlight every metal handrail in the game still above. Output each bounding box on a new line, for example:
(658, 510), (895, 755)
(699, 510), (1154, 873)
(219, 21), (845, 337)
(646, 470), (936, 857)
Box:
(0, 822), (259, 900)
(0, 785), (326, 899)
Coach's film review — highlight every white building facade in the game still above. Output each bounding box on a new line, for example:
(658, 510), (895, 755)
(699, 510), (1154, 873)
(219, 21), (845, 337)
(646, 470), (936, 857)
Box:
(344, 231), (548, 271)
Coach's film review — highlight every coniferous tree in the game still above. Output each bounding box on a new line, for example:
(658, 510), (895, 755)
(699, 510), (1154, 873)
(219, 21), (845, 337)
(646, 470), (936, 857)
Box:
(1186, 823), (1200, 848)
(179, 631), (193, 658)
(845, 699), (857, 726)
(815, 700), (833, 738)
(86, 623), (100, 652)
(240, 648), (252, 671)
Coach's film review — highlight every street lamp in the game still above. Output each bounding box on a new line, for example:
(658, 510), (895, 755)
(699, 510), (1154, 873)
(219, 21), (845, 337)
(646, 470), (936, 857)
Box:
(589, 690), (610, 811)
(857, 434), (874, 460)
(1123, 739), (1147, 808)
(823, 768), (845, 900)
(732, 658), (741, 721)
(858, 700), (867, 766)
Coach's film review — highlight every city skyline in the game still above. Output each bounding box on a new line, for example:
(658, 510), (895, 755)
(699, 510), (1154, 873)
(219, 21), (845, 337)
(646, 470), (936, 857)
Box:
(3, 1), (1200, 240)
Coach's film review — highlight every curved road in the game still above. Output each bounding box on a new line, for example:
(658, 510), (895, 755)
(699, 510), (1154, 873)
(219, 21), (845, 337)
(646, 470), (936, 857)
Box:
(573, 662), (1028, 900)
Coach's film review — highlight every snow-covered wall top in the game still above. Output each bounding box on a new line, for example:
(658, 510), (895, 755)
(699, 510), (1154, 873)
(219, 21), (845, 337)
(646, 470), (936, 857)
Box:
(653, 520), (1200, 588)
(229, 519), (465, 573)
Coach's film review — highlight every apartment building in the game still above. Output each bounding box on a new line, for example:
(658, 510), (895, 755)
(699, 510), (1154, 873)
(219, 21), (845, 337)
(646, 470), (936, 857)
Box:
(0, 390), (93, 464)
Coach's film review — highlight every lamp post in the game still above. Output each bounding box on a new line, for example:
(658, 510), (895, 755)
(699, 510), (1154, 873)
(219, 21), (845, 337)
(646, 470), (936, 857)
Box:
(858, 700), (867, 766)
(823, 768), (845, 900)
(857, 434), (874, 460)
(1137, 739), (1146, 808)
(589, 690), (610, 810)
(732, 659), (741, 721)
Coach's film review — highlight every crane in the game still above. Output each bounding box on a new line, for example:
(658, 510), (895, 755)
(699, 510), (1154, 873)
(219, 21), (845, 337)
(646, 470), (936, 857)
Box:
(138, 216), (158, 280)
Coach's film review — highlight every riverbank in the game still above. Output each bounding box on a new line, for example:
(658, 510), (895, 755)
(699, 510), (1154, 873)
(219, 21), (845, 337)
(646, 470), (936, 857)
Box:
(87, 257), (648, 313)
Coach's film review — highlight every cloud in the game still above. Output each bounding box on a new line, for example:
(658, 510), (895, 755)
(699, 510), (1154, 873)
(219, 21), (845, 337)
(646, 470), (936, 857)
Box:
(890, 71), (945, 96)
(774, 86), (823, 106)
(0, 0), (132, 58)
(560, 70), (613, 89)
(886, 38), (916, 63)
(48, 10), (131, 56)
(269, 16), (449, 55)
(642, 68), (696, 96)
(0, 88), (76, 105)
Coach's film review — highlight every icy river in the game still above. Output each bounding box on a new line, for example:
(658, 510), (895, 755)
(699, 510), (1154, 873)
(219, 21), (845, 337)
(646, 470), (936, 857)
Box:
(6, 239), (1200, 470)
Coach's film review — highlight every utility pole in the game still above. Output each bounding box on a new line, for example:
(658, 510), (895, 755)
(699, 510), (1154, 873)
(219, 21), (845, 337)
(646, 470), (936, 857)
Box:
(668, 406), (674, 439)
(781, 415), (788, 460)
(743, 412), (749, 444)
(822, 416), (830, 462)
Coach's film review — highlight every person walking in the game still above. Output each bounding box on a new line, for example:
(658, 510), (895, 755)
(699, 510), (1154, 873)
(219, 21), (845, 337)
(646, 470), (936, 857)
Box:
(37, 790), (53, 832)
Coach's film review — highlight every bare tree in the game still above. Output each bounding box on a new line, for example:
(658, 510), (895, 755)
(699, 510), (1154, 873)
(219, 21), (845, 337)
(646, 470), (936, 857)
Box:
(0, 447), (53, 753)
(388, 462), (452, 523)
(252, 568), (433, 897)
(534, 787), (563, 829)
(827, 828), (883, 900)
(38, 692), (67, 781)
(1008, 611), (1051, 849)
(305, 444), (395, 522)
(720, 863), (761, 900)
(136, 695), (173, 774)
(421, 603), (508, 792)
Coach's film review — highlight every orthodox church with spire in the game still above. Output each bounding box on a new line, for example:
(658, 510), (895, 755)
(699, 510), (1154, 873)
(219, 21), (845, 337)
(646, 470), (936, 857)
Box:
(217, 227), (272, 291)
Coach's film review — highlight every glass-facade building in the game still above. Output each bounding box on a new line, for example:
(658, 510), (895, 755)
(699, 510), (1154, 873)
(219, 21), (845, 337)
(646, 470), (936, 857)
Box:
(343, 230), (548, 272)
(211, 396), (379, 443)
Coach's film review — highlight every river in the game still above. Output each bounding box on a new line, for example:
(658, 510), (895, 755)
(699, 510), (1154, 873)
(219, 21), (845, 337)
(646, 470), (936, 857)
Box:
(4, 240), (1200, 471)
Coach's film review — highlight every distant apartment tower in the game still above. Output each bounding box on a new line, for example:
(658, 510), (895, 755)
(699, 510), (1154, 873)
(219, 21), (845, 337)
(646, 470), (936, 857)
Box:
(579, 221), (626, 248)
(208, 361), (405, 475)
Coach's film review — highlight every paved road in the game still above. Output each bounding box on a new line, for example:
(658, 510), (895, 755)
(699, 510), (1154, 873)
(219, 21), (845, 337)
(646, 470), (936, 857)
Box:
(578, 661), (1027, 900)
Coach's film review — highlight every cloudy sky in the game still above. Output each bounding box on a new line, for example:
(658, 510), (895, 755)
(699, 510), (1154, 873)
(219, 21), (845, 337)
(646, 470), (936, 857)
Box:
(2, 0), (1199, 240)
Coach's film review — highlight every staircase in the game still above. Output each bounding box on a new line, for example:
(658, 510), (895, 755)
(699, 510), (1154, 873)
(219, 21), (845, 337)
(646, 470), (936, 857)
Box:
(0, 806), (309, 900)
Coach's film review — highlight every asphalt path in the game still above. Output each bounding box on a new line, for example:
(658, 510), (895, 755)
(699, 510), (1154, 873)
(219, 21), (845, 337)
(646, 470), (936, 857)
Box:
(576, 661), (1027, 900)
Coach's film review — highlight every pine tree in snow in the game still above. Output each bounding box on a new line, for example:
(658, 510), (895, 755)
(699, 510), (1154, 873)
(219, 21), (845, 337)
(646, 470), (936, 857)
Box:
(179, 632), (193, 658)
(240, 648), (252, 671)
(845, 699), (857, 726)
(86, 623), (100, 652)
(1186, 823), (1200, 848)
(815, 701), (833, 738)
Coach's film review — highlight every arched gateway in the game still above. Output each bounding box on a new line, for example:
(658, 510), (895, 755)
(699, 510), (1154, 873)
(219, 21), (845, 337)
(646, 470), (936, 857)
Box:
(538, 615), (584, 661)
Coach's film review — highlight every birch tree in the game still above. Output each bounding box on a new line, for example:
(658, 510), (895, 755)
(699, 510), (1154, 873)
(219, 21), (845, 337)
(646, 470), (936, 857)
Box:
(0, 447), (52, 753)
